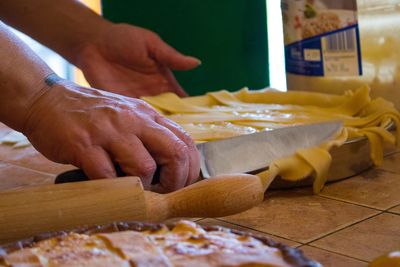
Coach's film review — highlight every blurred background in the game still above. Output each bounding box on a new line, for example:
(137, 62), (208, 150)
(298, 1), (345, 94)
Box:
(10, 0), (286, 92)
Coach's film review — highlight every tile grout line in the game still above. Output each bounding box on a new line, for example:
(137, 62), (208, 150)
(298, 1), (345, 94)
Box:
(215, 218), (302, 246)
(384, 202), (400, 211)
(316, 194), (387, 211)
(303, 211), (384, 245)
(384, 210), (400, 216)
(303, 244), (370, 263)
(216, 199), (385, 246)
(383, 150), (400, 157)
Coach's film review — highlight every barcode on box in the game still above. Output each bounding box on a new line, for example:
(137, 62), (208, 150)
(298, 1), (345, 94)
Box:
(324, 29), (356, 52)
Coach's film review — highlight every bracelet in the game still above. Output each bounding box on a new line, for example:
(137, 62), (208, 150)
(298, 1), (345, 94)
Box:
(44, 73), (64, 87)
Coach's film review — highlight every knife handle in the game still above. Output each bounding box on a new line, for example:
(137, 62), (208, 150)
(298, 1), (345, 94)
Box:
(144, 174), (265, 221)
(55, 166), (161, 185)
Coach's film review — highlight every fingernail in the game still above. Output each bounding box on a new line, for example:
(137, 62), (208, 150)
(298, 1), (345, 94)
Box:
(194, 58), (202, 65)
(188, 56), (202, 65)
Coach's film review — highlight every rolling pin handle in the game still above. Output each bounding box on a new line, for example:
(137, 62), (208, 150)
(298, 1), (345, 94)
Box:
(144, 174), (265, 221)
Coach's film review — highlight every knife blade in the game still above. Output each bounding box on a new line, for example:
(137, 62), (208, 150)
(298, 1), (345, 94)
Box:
(197, 121), (342, 178)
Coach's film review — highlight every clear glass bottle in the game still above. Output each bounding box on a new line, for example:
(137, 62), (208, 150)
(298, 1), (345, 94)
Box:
(285, 0), (400, 109)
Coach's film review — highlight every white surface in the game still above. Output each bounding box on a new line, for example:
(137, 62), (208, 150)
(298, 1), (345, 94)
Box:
(0, 131), (31, 148)
(267, 0), (287, 91)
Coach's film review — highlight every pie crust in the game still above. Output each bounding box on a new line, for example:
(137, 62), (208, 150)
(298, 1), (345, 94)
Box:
(0, 220), (320, 267)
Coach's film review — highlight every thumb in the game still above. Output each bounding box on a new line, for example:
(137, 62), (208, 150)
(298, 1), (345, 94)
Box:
(149, 35), (201, 71)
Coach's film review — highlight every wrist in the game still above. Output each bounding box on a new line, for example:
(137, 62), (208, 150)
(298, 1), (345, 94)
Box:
(0, 70), (55, 132)
(20, 74), (68, 134)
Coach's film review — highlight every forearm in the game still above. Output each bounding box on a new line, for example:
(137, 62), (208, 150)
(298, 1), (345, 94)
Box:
(0, 21), (55, 131)
(0, 0), (111, 65)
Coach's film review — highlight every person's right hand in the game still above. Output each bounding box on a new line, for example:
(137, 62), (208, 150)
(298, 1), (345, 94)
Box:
(22, 80), (200, 193)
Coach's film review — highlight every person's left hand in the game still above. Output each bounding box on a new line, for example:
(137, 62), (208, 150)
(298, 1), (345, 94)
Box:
(75, 23), (201, 98)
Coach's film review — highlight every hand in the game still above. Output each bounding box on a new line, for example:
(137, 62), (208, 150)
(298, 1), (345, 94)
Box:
(22, 80), (200, 192)
(75, 23), (201, 98)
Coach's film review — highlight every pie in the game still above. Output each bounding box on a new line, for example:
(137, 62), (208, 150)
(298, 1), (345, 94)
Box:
(0, 220), (319, 267)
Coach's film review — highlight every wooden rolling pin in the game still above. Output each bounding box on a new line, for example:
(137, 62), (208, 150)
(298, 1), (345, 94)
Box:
(0, 174), (271, 243)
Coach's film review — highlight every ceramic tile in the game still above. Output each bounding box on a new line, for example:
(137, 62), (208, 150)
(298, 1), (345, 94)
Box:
(383, 142), (400, 156)
(379, 152), (400, 174)
(312, 213), (400, 262)
(0, 161), (54, 191)
(319, 168), (400, 210)
(197, 218), (300, 247)
(0, 145), (74, 174)
(221, 189), (378, 243)
(389, 205), (400, 214)
(300, 246), (367, 267)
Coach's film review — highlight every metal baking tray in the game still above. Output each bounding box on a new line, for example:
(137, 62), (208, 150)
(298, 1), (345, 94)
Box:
(269, 125), (397, 189)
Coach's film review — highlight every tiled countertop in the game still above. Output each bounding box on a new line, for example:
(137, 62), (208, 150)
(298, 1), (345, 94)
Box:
(1, 123), (400, 266)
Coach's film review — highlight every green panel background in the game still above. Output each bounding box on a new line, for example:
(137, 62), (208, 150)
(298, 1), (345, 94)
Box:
(102, 0), (269, 96)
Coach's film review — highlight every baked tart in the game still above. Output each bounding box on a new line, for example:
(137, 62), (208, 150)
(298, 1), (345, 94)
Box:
(0, 220), (319, 267)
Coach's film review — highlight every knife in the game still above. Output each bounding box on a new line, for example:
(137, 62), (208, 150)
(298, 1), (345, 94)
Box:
(55, 121), (342, 182)
(198, 121), (342, 177)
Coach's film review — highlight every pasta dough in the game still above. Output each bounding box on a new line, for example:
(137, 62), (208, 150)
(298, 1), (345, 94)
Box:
(142, 85), (400, 193)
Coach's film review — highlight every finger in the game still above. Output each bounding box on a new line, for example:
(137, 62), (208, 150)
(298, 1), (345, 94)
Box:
(150, 183), (167, 194)
(81, 51), (186, 98)
(77, 49), (149, 96)
(173, 85), (188, 98)
(76, 146), (116, 179)
(156, 116), (200, 186)
(149, 35), (201, 71)
(107, 136), (156, 189)
(158, 65), (188, 97)
(78, 49), (119, 91)
(138, 121), (190, 192)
